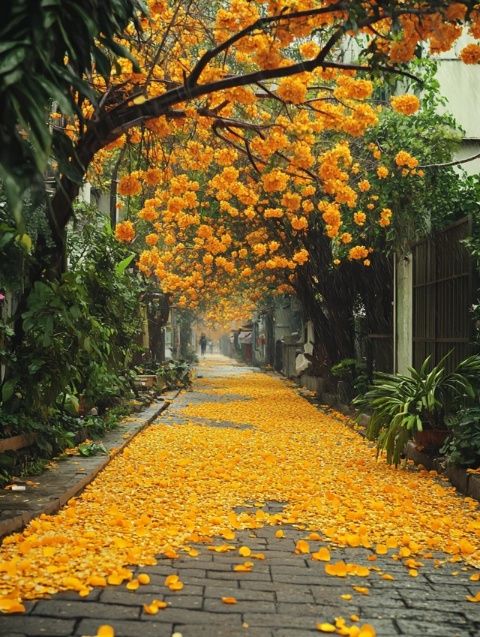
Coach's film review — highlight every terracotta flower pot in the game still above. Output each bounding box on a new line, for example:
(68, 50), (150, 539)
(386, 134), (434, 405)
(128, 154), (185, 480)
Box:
(413, 429), (449, 453)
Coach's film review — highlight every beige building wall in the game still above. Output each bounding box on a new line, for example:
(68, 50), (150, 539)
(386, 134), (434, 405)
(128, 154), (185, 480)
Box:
(434, 32), (480, 173)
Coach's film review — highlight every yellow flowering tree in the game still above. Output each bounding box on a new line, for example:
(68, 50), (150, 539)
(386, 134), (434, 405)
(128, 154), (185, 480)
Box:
(108, 63), (476, 366)
(5, 0), (480, 370)
(38, 0), (480, 276)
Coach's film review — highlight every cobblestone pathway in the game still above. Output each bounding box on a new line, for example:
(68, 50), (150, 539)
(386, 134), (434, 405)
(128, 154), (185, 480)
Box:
(1, 358), (480, 637)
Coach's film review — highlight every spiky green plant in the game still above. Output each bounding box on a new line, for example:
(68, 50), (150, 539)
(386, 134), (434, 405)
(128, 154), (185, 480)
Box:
(354, 353), (480, 465)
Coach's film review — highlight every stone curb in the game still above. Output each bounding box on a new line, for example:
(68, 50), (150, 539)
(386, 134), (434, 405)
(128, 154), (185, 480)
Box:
(0, 390), (180, 539)
(404, 441), (480, 501)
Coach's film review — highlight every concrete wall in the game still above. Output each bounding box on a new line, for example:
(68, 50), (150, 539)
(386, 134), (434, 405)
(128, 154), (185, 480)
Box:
(395, 254), (413, 374)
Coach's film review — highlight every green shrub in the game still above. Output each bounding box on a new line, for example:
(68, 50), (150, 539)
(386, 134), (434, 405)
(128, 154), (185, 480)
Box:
(354, 353), (480, 465)
(156, 360), (192, 390)
(441, 408), (480, 468)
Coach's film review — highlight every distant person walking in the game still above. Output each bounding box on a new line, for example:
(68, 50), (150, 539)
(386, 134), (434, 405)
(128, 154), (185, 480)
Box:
(199, 333), (207, 357)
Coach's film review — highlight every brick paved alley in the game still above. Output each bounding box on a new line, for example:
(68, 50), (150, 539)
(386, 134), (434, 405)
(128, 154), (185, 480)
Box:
(1, 358), (480, 637)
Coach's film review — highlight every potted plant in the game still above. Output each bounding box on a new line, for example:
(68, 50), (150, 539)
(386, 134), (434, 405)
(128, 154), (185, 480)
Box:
(354, 353), (480, 465)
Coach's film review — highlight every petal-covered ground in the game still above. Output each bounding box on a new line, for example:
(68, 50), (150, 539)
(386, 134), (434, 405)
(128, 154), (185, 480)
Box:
(1, 356), (479, 625)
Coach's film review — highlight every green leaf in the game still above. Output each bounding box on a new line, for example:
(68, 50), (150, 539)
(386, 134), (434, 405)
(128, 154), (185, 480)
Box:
(16, 233), (32, 252)
(1, 379), (16, 403)
(115, 253), (135, 276)
(0, 45), (27, 76)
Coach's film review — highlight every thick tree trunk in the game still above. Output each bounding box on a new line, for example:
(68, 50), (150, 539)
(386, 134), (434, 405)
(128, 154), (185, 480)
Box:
(294, 268), (355, 371)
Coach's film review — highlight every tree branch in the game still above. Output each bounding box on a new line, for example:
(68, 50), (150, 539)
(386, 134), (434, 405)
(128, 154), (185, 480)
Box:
(185, 2), (348, 88)
(419, 151), (480, 169)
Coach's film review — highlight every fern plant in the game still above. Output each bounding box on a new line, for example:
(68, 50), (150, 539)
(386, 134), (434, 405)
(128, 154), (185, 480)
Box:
(354, 353), (480, 465)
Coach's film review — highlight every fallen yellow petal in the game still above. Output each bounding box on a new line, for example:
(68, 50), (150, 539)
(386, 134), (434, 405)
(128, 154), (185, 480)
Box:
(316, 623), (336, 633)
(312, 547), (330, 562)
(352, 586), (369, 595)
(221, 596), (237, 604)
(137, 573), (150, 585)
(168, 581), (184, 591)
(325, 561), (347, 577)
(88, 576), (107, 587)
(165, 574), (179, 586)
(295, 540), (310, 554)
(233, 562), (253, 572)
(0, 598), (26, 614)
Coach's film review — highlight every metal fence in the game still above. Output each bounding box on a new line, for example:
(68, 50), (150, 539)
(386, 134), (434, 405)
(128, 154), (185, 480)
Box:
(413, 217), (474, 371)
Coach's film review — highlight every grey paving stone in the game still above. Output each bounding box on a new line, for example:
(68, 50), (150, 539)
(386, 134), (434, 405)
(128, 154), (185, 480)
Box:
(401, 598), (473, 613)
(207, 570), (272, 581)
(310, 586), (362, 603)
(99, 589), (166, 606)
(273, 631), (323, 637)
(255, 548), (298, 557)
(463, 609), (480, 624)
(32, 599), (139, 620)
(75, 618), (173, 637)
(240, 581), (289, 591)
(179, 576), (231, 588)
(163, 595), (203, 609)
(277, 601), (360, 616)
(147, 568), (207, 580)
(208, 555), (269, 565)
(203, 598), (276, 613)
(347, 619), (399, 634)
(426, 584), (474, 598)
(174, 554), (214, 564)
(204, 586), (274, 601)
(0, 616), (75, 636)
(180, 560), (231, 571)
(265, 557), (311, 566)
(141, 607), (242, 624)
(272, 573), (343, 586)
(51, 589), (102, 602)
(173, 624), (271, 637)
(425, 574), (474, 585)
(395, 619), (471, 636)
(364, 607), (468, 623)
(275, 588), (315, 603)
(270, 565), (311, 577)
(371, 579), (434, 590)
(244, 613), (319, 629)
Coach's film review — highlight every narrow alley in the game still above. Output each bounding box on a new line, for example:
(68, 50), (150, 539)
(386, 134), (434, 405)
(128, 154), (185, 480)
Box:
(1, 357), (480, 637)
